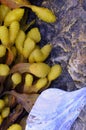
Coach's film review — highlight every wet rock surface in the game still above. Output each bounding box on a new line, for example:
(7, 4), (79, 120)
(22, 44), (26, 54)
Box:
(33, 0), (86, 129)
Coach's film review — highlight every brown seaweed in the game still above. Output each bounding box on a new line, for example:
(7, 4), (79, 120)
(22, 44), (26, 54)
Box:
(0, 104), (23, 130)
(4, 90), (39, 112)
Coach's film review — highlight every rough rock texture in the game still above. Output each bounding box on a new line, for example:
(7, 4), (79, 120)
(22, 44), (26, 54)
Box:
(36, 0), (86, 90)
(34, 0), (86, 129)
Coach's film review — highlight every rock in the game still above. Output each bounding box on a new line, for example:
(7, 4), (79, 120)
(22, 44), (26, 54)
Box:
(34, 0), (86, 129)
(25, 88), (86, 130)
(36, 0), (86, 89)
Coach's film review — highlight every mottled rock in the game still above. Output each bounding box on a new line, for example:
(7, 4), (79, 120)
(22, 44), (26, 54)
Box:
(36, 0), (86, 90)
(68, 42), (86, 88)
(34, 0), (86, 129)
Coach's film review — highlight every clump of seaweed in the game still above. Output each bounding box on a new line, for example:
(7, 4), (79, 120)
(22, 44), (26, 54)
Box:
(0, 0), (56, 23)
(0, 2), (61, 129)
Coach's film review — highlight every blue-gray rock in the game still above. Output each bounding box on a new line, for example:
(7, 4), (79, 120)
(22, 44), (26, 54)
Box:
(25, 87), (86, 130)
